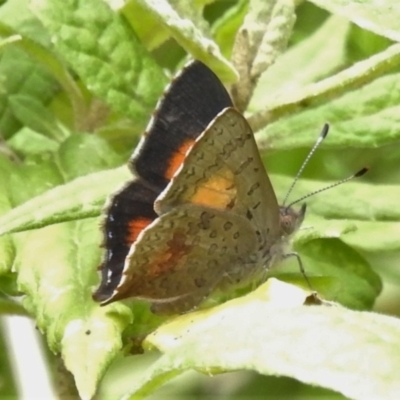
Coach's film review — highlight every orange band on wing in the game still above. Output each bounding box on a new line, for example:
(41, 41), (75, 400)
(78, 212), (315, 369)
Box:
(151, 232), (188, 276)
(189, 169), (237, 209)
(127, 218), (152, 244)
(165, 139), (196, 180)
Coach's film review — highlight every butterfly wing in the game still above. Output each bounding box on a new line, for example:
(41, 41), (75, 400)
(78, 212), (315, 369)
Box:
(95, 63), (283, 314)
(93, 180), (158, 302)
(102, 204), (259, 315)
(156, 107), (281, 247)
(97, 108), (282, 314)
(132, 61), (233, 188)
(94, 61), (233, 303)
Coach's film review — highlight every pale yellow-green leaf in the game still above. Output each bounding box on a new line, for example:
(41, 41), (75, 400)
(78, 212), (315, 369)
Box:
(130, 0), (237, 82)
(310, 0), (400, 42)
(121, 280), (400, 400)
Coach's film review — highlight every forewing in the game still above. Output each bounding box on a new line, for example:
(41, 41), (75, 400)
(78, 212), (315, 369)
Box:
(156, 108), (280, 242)
(132, 60), (233, 188)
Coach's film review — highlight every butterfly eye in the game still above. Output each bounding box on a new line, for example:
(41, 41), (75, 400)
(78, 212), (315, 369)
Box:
(279, 213), (294, 235)
(279, 204), (306, 236)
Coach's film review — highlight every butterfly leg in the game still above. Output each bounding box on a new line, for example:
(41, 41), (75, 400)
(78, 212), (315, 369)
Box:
(282, 252), (322, 302)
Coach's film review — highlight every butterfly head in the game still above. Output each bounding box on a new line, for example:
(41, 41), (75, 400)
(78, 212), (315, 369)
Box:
(279, 203), (306, 236)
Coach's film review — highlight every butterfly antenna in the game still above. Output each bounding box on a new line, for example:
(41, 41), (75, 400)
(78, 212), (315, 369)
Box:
(286, 167), (369, 209)
(282, 123), (330, 206)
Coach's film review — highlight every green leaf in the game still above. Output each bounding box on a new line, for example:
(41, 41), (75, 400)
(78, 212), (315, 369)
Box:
(121, 0), (172, 51)
(293, 238), (381, 310)
(0, 134), (134, 399)
(256, 70), (400, 149)
(0, 295), (28, 316)
(249, 14), (351, 111)
(61, 303), (133, 400)
(249, 42), (400, 135)
(129, 0), (237, 82)
(0, 133), (128, 239)
(250, 0), (297, 77)
(123, 0), (213, 52)
(231, 0), (296, 110)
(124, 280), (400, 400)
(0, 273), (19, 297)
(342, 221), (400, 253)
(0, 155), (15, 276)
(15, 217), (132, 400)
(347, 23), (393, 62)
(0, 46), (59, 139)
(7, 127), (59, 156)
(272, 174), (399, 221)
(211, 0), (247, 58)
(310, 0), (400, 42)
(8, 94), (68, 141)
(9, 159), (63, 205)
(31, 0), (168, 130)
(0, 166), (129, 236)
(55, 133), (125, 180)
(0, 0), (50, 44)
(0, 21), (88, 131)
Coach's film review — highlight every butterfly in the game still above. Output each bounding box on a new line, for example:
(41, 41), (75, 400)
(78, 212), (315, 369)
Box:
(93, 60), (309, 315)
